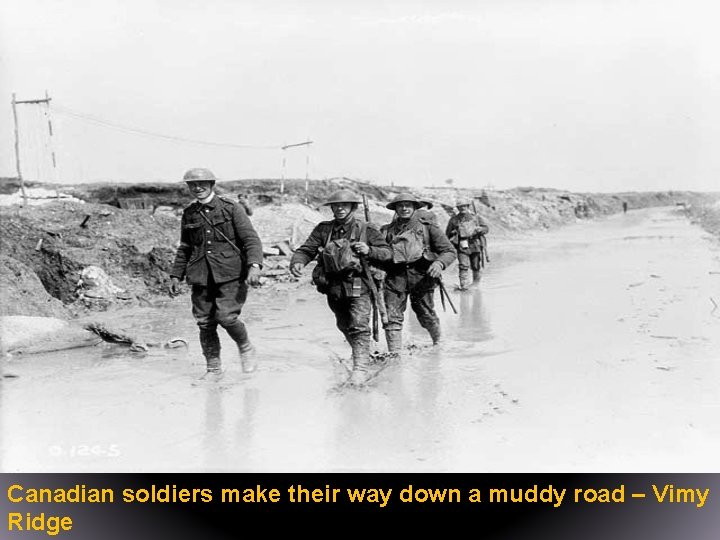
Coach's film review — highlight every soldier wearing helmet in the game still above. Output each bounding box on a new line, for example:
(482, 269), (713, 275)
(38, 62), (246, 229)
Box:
(380, 193), (456, 352)
(169, 168), (264, 382)
(445, 197), (489, 290)
(290, 189), (392, 386)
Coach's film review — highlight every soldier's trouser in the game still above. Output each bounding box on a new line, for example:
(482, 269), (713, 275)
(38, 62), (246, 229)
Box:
(327, 293), (372, 372)
(458, 252), (482, 288)
(326, 293), (372, 344)
(385, 329), (402, 353)
(191, 277), (249, 366)
(384, 285), (441, 343)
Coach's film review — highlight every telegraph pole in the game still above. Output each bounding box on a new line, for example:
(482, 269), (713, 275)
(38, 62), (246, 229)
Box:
(11, 94), (27, 205)
(44, 90), (60, 198)
(12, 92), (56, 205)
(279, 140), (313, 200)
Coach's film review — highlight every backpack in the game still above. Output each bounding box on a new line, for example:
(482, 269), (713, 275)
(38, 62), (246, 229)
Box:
(312, 222), (368, 294)
(319, 222), (367, 275)
(389, 223), (430, 264)
(457, 218), (478, 239)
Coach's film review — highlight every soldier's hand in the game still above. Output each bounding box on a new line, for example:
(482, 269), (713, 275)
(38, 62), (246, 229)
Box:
(426, 261), (444, 279)
(168, 277), (182, 297)
(246, 266), (262, 287)
(290, 262), (304, 277)
(351, 241), (370, 256)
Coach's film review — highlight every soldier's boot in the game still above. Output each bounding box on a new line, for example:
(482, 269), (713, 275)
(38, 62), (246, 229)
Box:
(385, 329), (403, 358)
(196, 356), (224, 382)
(224, 319), (257, 374)
(198, 327), (223, 381)
(427, 324), (442, 346)
(347, 335), (373, 387)
(238, 341), (257, 373)
(472, 270), (482, 285)
(458, 269), (471, 290)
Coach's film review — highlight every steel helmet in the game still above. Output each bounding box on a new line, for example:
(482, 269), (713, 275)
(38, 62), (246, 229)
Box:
(183, 168), (217, 183)
(419, 198), (434, 210)
(322, 189), (363, 206)
(386, 193), (423, 210)
(456, 197), (473, 208)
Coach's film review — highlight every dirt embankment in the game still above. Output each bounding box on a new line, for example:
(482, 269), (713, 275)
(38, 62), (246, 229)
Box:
(1, 176), (717, 321)
(684, 198), (720, 239)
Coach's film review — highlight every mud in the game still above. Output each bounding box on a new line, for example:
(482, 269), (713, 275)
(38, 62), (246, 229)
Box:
(2, 206), (718, 472)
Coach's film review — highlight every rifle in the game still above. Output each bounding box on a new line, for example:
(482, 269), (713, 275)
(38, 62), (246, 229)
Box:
(360, 195), (389, 342)
(472, 197), (490, 265)
(436, 277), (457, 314)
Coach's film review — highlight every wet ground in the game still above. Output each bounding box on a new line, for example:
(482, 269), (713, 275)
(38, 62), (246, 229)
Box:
(2, 206), (719, 472)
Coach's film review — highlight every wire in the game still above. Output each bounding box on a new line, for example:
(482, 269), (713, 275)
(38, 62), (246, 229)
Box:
(53, 104), (281, 150)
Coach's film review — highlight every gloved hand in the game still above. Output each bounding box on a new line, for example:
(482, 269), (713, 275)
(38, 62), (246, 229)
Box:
(351, 241), (370, 256)
(246, 265), (262, 286)
(426, 261), (444, 279)
(290, 262), (305, 277)
(168, 277), (182, 297)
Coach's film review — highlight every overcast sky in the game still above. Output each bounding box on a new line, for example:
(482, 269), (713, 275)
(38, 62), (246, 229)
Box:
(1, 0), (719, 192)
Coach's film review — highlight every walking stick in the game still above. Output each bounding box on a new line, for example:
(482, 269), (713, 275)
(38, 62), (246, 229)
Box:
(436, 277), (457, 314)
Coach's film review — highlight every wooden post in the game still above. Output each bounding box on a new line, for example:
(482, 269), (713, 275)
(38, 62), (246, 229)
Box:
(280, 140), (313, 203)
(280, 150), (286, 198)
(304, 152), (309, 205)
(45, 90), (60, 199)
(11, 93), (28, 206)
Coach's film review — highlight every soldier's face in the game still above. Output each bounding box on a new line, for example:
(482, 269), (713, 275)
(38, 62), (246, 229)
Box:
(458, 205), (471, 214)
(187, 181), (214, 200)
(330, 202), (354, 220)
(395, 201), (416, 219)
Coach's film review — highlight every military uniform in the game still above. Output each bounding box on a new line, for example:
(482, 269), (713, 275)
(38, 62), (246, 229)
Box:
(237, 194), (253, 216)
(170, 194), (263, 371)
(445, 211), (489, 289)
(382, 212), (456, 349)
(291, 216), (391, 380)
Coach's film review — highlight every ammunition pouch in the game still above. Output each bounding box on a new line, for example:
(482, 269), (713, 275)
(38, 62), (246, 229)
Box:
(311, 263), (330, 295)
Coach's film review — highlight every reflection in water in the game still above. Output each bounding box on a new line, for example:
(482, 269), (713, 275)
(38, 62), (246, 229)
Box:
(203, 388), (226, 470)
(202, 385), (259, 470)
(456, 290), (493, 343)
(330, 347), (450, 471)
(234, 387), (259, 467)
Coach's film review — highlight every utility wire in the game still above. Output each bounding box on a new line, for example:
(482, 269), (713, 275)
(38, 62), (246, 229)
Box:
(53, 104), (281, 150)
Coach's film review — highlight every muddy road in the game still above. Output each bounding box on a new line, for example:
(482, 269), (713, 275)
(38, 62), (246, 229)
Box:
(2, 206), (719, 472)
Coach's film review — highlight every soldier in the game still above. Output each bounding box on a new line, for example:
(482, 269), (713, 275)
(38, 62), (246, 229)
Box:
(168, 168), (264, 381)
(381, 193), (456, 353)
(415, 198), (438, 225)
(290, 189), (391, 386)
(445, 198), (490, 290)
(237, 192), (253, 216)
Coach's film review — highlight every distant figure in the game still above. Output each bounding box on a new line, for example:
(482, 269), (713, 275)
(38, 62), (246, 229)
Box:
(622, 201), (628, 213)
(415, 198), (438, 225)
(445, 198), (490, 290)
(237, 192), (253, 216)
(478, 190), (495, 210)
(575, 201), (590, 219)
